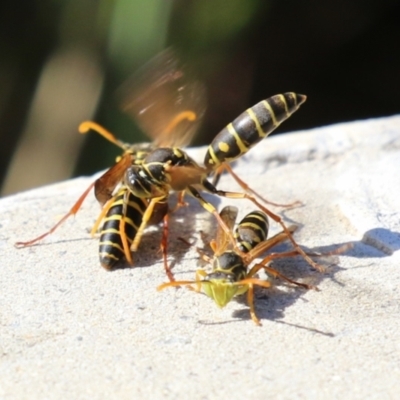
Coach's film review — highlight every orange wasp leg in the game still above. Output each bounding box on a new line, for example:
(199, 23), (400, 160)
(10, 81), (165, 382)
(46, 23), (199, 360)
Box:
(237, 278), (272, 326)
(169, 191), (188, 213)
(247, 250), (319, 291)
(209, 187), (324, 272)
(130, 196), (167, 252)
(185, 185), (247, 257)
(213, 162), (302, 208)
(156, 267), (207, 292)
(157, 279), (196, 291)
(15, 181), (95, 247)
(119, 190), (134, 265)
(90, 195), (118, 237)
(159, 213), (176, 282)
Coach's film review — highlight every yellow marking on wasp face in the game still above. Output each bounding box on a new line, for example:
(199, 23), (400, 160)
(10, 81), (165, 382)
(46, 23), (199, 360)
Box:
(262, 100), (278, 127)
(227, 123), (247, 154)
(218, 142), (230, 153)
(247, 108), (266, 139)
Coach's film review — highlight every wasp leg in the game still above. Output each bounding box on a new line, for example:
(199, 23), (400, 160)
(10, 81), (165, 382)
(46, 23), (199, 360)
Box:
(234, 277), (272, 326)
(90, 194), (118, 237)
(242, 225), (298, 263)
(247, 250), (320, 290)
(194, 269), (208, 293)
(196, 248), (214, 264)
(242, 224), (317, 287)
(159, 213), (175, 282)
(157, 279), (196, 291)
(157, 267), (207, 293)
(15, 181), (95, 247)
(186, 185), (247, 257)
(118, 189), (134, 265)
(176, 191), (189, 208)
(201, 180), (324, 273)
(213, 162), (302, 208)
(247, 285), (258, 326)
(130, 196), (166, 252)
(170, 191), (188, 213)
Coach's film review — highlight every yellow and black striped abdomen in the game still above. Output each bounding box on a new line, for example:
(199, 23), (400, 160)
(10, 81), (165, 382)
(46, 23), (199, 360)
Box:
(204, 93), (306, 169)
(234, 210), (269, 253)
(99, 189), (147, 270)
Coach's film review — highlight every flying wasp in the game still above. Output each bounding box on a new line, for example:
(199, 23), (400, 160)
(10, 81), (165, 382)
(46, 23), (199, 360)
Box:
(158, 205), (317, 326)
(15, 49), (206, 277)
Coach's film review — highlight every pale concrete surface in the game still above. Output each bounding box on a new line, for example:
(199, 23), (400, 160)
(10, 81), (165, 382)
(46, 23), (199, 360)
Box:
(1, 116), (400, 399)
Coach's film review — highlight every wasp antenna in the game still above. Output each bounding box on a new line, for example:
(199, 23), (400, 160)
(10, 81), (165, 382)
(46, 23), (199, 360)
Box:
(78, 121), (126, 150)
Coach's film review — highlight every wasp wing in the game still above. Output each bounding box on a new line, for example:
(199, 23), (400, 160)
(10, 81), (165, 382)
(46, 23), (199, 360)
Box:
(94, 153), (132, 206)
(118, 48), (206, 148)
(214, 206), (238, 256)
(165, 164), (207, 191)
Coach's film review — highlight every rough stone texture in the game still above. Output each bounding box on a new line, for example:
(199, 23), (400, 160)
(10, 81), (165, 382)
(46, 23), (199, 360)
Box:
(1, 116), (400, 399)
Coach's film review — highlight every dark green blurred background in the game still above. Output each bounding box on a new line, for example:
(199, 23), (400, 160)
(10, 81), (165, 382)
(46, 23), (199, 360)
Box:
(1, 0), (399, 196)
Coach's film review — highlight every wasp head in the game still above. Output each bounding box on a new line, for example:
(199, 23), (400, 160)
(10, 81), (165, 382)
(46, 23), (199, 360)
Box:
(124, 165), (167, 198)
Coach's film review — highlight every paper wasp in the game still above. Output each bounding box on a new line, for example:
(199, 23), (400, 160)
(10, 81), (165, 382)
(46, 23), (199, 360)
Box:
(112, 91), (321, 273)
(15, 49), (206, 276)
(158, 206), (317, 326)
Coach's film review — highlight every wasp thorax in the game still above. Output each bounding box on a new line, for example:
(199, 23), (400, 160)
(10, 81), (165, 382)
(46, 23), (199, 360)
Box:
(144, 147), (183, 165)
(213, 252), (242, 270)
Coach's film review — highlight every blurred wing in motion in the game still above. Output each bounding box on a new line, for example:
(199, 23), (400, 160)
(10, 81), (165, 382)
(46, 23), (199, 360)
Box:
(118, 48), (207, 148)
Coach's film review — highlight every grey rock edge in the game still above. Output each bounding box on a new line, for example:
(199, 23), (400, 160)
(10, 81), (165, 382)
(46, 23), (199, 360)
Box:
(1, 116), (400, 400)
